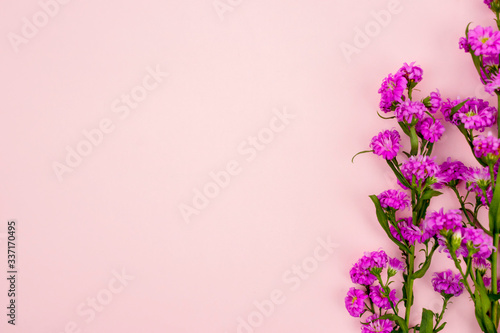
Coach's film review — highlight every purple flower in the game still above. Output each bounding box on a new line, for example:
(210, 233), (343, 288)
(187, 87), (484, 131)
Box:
(465, 166), (492, 205)
(397, 62), (423, 83)
(485, 0), (493, 9)
(345, 287), (368, 317)
(459, 36), (470, 52)
(390, 218), (432, 244)
(454, 98), (496, 131)
(369, 285), (398, 310)
(473, 134), (500, 159)
(428, 90), (442, 114)
(468, 26), (500, 56)
(486, 74), (500, 95)
(441, 98), (462, 124)
(461, 227), (495, 259)
(379, 72), (407, 113)
(350, 250), (388, 285)
(432, 270), (464, 297)
(395, 101), (426, 123)
(388, 257), (405, 275)
(473, 257), (491, 273)
(370, 130), (401, 160)
(433, 158), (468, 187)
(400, 155), (439, 187)
(377, 189), (410, 210)
(416, 117), (445, 143)
(424, 208), (463, 236)
(362, 314), (394, 333)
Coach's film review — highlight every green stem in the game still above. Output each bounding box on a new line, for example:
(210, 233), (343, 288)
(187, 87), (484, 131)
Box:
(451, 186), (473, 226)
(492, 233), (499, 328)
(433, 297), (450, 331)
(405, 246), (415, 329)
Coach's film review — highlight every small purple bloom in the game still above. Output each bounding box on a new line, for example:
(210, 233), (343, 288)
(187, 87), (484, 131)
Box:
(377, 189), (410, 210)
(465, 166), (492, 205)
(460, 227), (495, 259)
(434, 158), (468, 187)
(486, 75), (500, 95)
(400, 155), (439, 187)
(454, 98), (496, 131)
(345, 287), (368, 317)
(370, 130), (401, 160)
(468, 26), (500, 56)
(362, 314), (394, 333)
(441, 98), (462, 124)
(397, 62), (423, 83)
(349, 250), (388, 285)
(459, 36), (470, 52)
(390, 218), (431, 244)
(424, 208), (463, 236)
(395, 101), (426, 123)
(416, 117), (445, 143)
(428, 90), (442, 114)
(388, 257), (405, 272)
(369, 285), (398, 310)
(432, 270), (464, 297)
(473, 134), (500, 158)
(379, 72), (407, 113)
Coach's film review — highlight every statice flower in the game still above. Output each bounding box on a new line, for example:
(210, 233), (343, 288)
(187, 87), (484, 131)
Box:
(427, 90), (442, 114)
(369, 285), (398, 310)
(362, 314), (394, 333)
(473, 133), (500, 160)
(424, 208), (463, 236)
(416, 117), (445, 142)
(349, 250), (388, 285)
(379, 72), (407, 113)
(345, 287), (368, 317)
(468, 25), (500, 56)
(370, 130), (401, 160)
(465, 166), (493, 205)
(395, 100), (426, 123)
(397, 62), (423, 83)
(377, 189), (410, 210)
(400, 155), (439, 187)
(453, 98), (496, 131)
(432, 270), (464, 297)
(433, 158), (467, 187)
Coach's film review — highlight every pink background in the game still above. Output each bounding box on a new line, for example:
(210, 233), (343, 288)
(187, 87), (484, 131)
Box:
(0, 0), (495, 332)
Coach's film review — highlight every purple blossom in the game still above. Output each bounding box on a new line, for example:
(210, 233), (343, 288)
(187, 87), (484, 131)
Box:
(461, 227), (495, 259)
(395, 101), (426, 123)
(369, 285), (398, 310)
(349, 250), (388, 285)
(345, 287), (368, 317)
(465, 166), (492, 205)
(388, 257), (405, 273)
(473, 257), (491, 272)
(397, 62), (423, 83)
(485, 0), (493, 9)
(468, 26), (500, 56)
(377, 189), (410, 210)
(454, 98), (496, 131)
(379, 72), (407, 113)
(362, 314), (394, 333)
(390, 218), (432, 244)
(400, 155), (439, 187)
(370, 130), (401, 160)
(441, 98), (462, 124)
(432, 270), (464, 297)
(424, 208), (463, 236)
(416, 117), (445, 143)
(459, 37), (470, 52)
(428, 90), (442, 114)
(433, 158), (468, 187)
(486, 74), (500, 95)
(473, 134), (500, 158)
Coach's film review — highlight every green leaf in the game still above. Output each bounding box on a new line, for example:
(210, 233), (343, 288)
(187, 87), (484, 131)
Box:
(419, 308), (434, 333)
(409, 125), (418, 155)
(378, 314), (408, 332)
(369, 195), (409, 253)
(398, 121), (410, 136)
(435, 322), (447, 332)
(377, 111), (396, 120)
(449, 99), (469, 119)
(474, 272), (497, 333)
(489, 293), (500, 302)
(413, 243), (438, 279)
(386, 160), (410, 189)
(421, 189), (443, 201)
(351, 150), (373, 163)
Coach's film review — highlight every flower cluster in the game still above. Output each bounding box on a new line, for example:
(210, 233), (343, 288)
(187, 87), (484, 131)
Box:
(441, 98), (497, 131)
(379, 72), (407, 113)
(390, 217), (432, 244)
(400, 155), (439, 187)
(370, 130), (401, 160)
(377, 189), (410, 211)
(433, 158), (467, 187)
